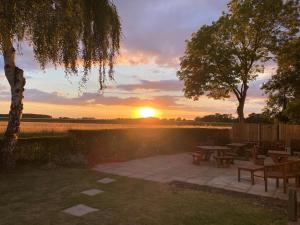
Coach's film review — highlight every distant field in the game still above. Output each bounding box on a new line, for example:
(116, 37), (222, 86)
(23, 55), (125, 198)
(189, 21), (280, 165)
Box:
(0, 121), (231, 134)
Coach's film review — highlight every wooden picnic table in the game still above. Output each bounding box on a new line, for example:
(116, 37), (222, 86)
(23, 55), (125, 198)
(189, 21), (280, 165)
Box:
(196, 145), (231, 161)
(227, 142), (249, 159)
(227, 143), (248, 148)
(268, 150), (289, 163)
(197, 145), (231, 151)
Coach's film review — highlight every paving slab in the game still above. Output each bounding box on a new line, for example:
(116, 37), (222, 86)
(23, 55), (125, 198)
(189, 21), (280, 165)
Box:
(63, 204), (98, 217)
(97, 178), (116, 184)
(94, 153), (300, 200)
(81, 189), (104, 196)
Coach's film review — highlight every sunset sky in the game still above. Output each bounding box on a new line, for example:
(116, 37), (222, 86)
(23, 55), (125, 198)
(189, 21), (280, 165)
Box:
(0, 0), (276, 119)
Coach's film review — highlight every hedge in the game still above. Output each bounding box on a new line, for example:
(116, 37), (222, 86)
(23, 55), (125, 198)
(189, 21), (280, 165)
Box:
(1, 128), (231, 166)
(0, 136), (75, 165)
(69, 128), (231, 165)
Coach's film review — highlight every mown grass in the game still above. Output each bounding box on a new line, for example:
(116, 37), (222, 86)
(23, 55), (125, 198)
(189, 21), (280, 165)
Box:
(0, 166), (286, 225)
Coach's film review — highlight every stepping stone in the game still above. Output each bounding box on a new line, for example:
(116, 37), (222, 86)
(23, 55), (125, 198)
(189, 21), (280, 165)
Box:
(81, 189), (104, 196)
(63, 204), (98, 217)
(97, 178), (116, 184)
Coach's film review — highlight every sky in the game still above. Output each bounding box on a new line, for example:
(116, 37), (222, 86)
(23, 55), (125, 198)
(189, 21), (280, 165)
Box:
(0, 0), (276, 119)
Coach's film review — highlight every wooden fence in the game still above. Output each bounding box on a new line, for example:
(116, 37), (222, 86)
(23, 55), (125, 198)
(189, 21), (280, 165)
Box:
(231, 123), (300, 146)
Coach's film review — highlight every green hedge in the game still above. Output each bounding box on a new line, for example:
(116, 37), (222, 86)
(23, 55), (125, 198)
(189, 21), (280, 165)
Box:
(70, 128), (231, 165)
(1, 128), (231, 166)
(0, 136), (75, 164)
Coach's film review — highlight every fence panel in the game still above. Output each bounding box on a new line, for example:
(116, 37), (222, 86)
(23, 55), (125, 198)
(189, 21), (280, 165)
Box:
(231, 123), (300, 146)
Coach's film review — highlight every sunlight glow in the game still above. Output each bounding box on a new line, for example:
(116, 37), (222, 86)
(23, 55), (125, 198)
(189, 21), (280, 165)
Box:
(136, 107), (159, 118)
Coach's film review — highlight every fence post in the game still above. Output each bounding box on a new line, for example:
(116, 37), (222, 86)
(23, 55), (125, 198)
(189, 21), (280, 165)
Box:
(258, 123), (262, 144)
(277, 124), (280, 141)
(288, 188), (298, 222)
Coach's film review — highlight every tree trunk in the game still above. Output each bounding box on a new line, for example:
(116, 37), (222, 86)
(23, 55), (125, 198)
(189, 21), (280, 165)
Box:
(0, 42), (26, 171)
(237, 95), (246, 123)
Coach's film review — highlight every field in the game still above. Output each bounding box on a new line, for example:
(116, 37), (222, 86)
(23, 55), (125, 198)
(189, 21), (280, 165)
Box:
(0, 121), (231, 135)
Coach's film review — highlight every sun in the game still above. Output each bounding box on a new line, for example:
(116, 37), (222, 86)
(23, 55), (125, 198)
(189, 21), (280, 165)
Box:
(136, 107), (159, 118)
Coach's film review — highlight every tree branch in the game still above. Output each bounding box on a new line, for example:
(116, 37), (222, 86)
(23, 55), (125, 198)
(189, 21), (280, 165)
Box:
(232, 87), (241, 101)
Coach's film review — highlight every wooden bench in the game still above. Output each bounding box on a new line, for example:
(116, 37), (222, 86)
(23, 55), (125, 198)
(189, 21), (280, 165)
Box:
(291, 139), (300, 156)
(237, 165), (264, 185)
(264, 160), (300, 193)
(251, 145), (266, 165)
(214, 156), (234, 168)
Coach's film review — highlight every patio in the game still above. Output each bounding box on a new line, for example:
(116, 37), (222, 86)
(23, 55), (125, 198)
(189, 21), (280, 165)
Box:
(94, 152), (300, 201)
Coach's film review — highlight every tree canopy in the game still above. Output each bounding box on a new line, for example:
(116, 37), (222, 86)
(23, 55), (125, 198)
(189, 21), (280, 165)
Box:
(262, 37), (300, 123)
(177, 0), (299, 122)
(195, 113), (236, 123)
(0, 0), (121, 88)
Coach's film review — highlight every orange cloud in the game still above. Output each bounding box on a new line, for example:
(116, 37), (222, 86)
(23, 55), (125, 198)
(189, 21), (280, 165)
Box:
(115, 47), (180, 67)
(116, 48), (154, 65)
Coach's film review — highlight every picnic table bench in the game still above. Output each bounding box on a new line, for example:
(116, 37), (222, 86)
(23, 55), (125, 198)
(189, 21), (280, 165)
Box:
(215, 155), (234, 168)
(268, 150), (289, 163)
(193, 145), (237, 167)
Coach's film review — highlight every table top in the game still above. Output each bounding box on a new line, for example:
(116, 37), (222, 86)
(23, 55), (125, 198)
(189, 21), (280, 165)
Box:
(197, 146), (231, 150)
(227, 143), (248, 147)
(268, 150), (289, 155)
(288, 156), (300, 161)
(237, 165), (264, 171)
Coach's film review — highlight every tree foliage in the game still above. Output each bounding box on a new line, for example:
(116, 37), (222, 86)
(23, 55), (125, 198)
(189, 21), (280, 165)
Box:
(262, 37), (300, 123)
(245, 113), (272, 124)
(0, 0), (121, 88)
(195, 113), (236, 123)
(177, 0), (299, 122)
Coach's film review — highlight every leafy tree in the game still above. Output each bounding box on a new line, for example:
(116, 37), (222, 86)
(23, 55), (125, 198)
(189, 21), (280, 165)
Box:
(262, 37), (300, 123)
(245, 113), (272, 124)
(0, 0), (121, 170)
(285, 100), (300, 123)
(195, 113), (236, 123)
(177, 0), (299, 123)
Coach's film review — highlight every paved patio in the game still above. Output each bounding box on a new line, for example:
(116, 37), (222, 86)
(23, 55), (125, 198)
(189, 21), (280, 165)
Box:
(94, 153), (299, 201)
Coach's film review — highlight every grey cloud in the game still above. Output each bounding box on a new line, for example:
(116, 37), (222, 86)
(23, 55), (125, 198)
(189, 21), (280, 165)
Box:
(0, 88), (182, 108)
(0, 1), (228, 70)
(116, 79), (183, 91)
(115, 0), (228, 67)
(247, 79), (268, 98)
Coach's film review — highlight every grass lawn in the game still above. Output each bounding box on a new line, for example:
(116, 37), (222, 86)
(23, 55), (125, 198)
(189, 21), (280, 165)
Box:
(0, 166), (286, 225)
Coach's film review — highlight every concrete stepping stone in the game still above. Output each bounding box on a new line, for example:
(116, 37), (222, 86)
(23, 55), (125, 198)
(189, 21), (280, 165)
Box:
(63, 204), (98, 217)
(81, 189), (104, 196)
(97, 178), (116, 184)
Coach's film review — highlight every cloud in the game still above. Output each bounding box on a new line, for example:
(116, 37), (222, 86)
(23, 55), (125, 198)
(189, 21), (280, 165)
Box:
(0, 88), (181, 109)
(116, 48), (154, 65)
(0, 1), (228, 70)
(0, 86), (268, 117)
(116, 79), (183, 91)
(115, 0), (228, 67)
(0, 82), (7, 91)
